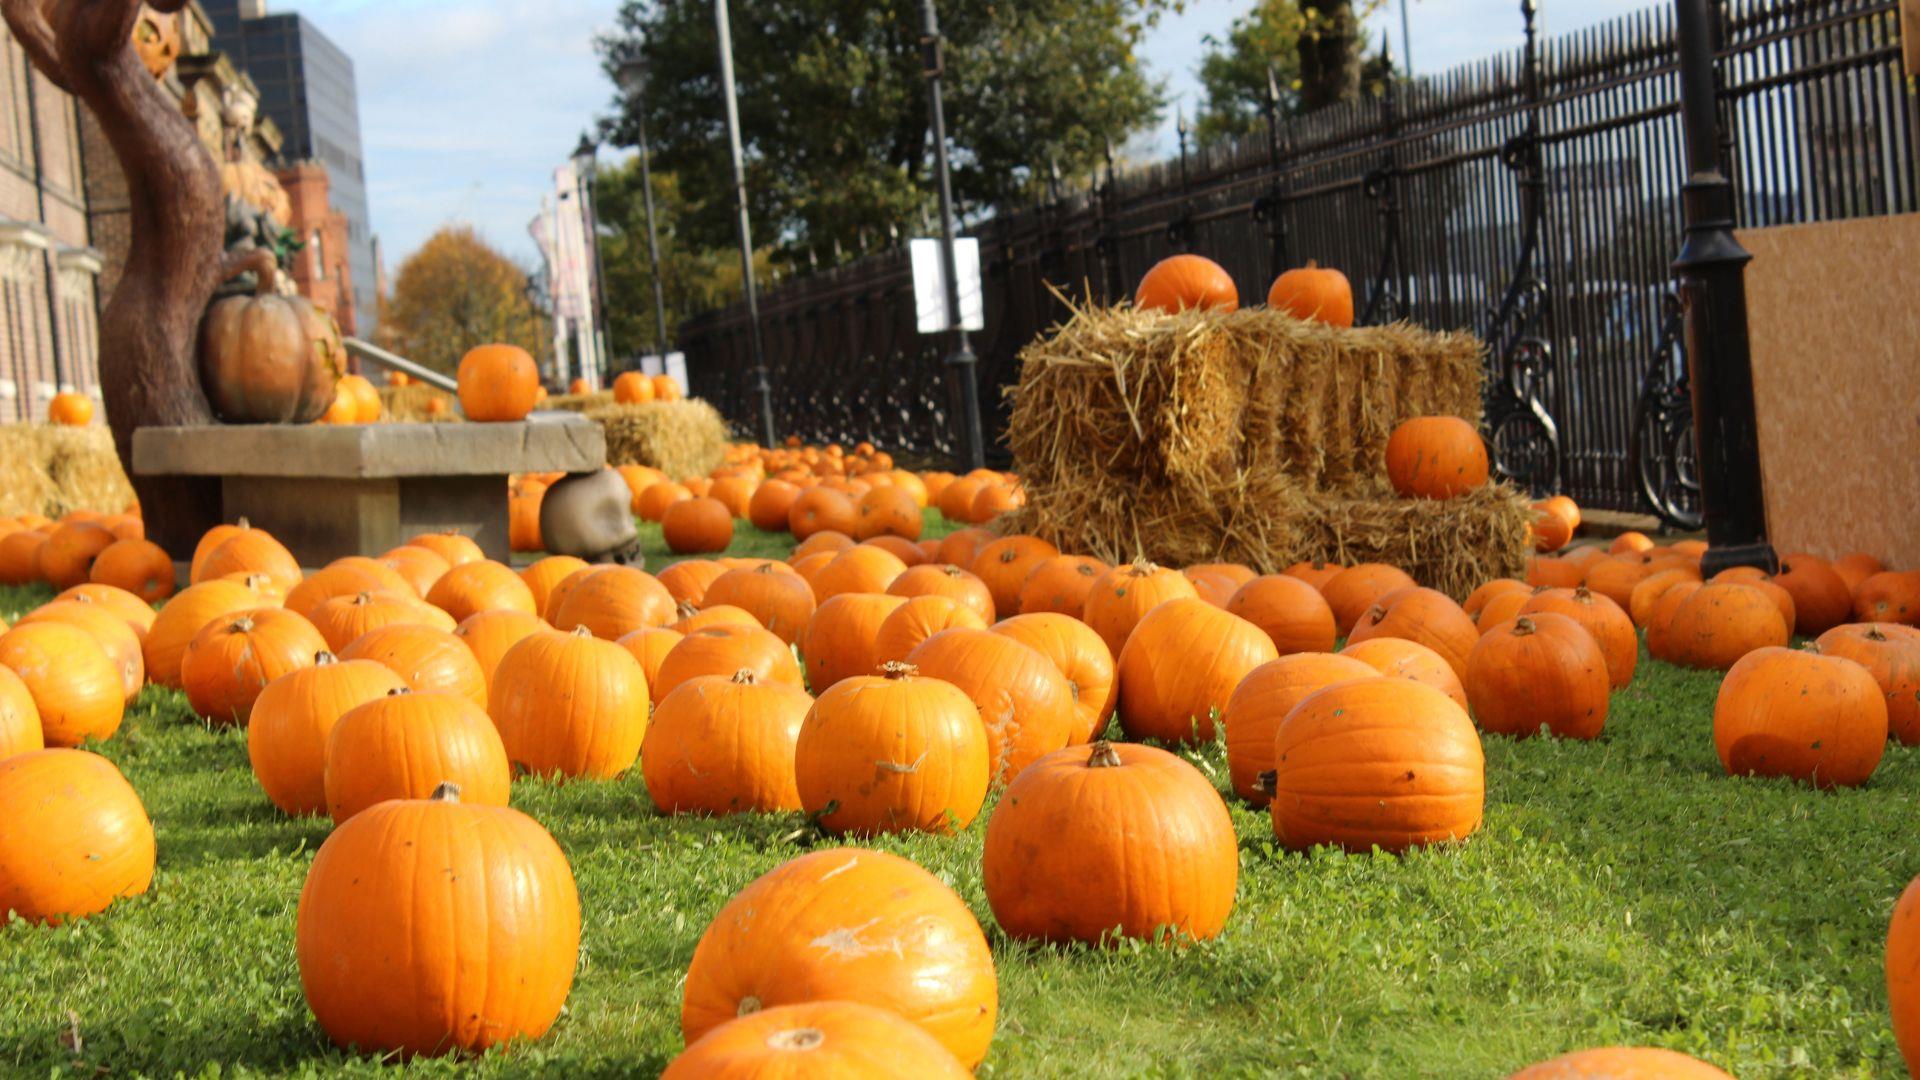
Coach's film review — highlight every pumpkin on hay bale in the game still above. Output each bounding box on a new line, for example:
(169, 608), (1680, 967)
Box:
(0, 424), (137, 520)
(586, 399), (729, 478)
(999, 297), (1531, 597)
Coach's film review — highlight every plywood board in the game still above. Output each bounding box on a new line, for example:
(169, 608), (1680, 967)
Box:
(1740, 215), (1920, 567)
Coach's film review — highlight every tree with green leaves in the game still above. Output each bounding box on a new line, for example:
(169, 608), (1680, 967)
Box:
(598, 0), (1171, 263)
(378, 226), (550, 377)
(1195, 0), (1386, 145)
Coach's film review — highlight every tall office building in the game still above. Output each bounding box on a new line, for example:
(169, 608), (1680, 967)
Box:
(205, 0), (377, 336)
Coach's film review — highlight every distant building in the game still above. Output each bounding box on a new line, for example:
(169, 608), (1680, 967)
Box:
(0, 16), (108, 422)
(204, 0), (377, 337)
(276, 161), (355, 332)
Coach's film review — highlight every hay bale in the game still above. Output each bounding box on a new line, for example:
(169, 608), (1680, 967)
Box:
(1290, 481), (1532, 599)
(378, 384), (460, 423)
(586, 400), (729, 478)
(0, 424), (136, 519)
(544, 391), (615, 415)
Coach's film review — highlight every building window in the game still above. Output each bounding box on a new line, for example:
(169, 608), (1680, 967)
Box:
(312, 230), (325, 280)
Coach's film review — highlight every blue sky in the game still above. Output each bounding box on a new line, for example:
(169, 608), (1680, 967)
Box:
(270, 0), (1649, 269)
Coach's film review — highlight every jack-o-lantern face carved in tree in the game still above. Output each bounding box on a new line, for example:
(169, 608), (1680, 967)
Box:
(131, 6), (178, 79)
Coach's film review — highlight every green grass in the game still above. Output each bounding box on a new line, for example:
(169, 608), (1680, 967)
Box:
(1, 515), (1914, 1077)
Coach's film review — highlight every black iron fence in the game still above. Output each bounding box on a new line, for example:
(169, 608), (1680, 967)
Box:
(680, 0), (1915, 516)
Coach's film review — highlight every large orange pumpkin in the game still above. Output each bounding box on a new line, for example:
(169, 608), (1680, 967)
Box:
(889, 563), (996, 623)
(1663, 582), (1790, 670)
(0, 622), (124, 746)
(1771, 553), (1853, 636)
(89, 538), (176, 603)
(1856, 570), (1920, 626)
(663, 497), (735, 554)
(813, 544), (908, 600)
(296, 783), (579, 1056)
(491, 627), (649, 779)
(1506, 1047), (1734, 1078)
(337, 623), (487, 708)
(1134, 254), (1238, 314)
(795, 662), (989, 834)
(653, 623), (802, 703)
(180, 607), (327, 725)
(1816, 623), (1920, 744)
(1384, 416), (1489, 499)
(425, 559), (537, 623)
(704, 563), (817, 645)
(874, 595), (987, 664)
(1889, 873), (1920, 1078)
(16, 599), (145, 702)
(1016, 555), (1107, 617)
(854, 485), (922, 541)
(642, 671), (812, 815)
(1266, 260), (1353, 326)
(681, 847), (997, 1067)
(197, 523), (301, 593)
(801, 592), (906, 691)
(1220, 652), (1377, 804)
(309, 591), (445, 654)
(1339, 635), (1469, 710)
(991, 612), (1117, 743)
(1270, 677), (1485, 852)
(0, 749), (154, 923)
(0, 666), (42, 762)
(788, 487), (857, 540)
(248, 652), (407, 815)
(405, 532), (485, 570)
(456, 344), (539, 422)
(1320, 563), (1417, 636)
(1082, 560), (1199, 657)
(199, 260), (341, 424)
(983, 741), (1237, 942)
(1116, 598), (1277, 744)
(662, 1000), (972, 1079)
(324, 690), (512, 823)
(550, 565), (676, 638)
(37, 521), (118, 591)
(1347, 586), (1478, 680)
(1465, 613), (1611, 740)
(907, 626), (1077, 782)
(1713, 646), (1885, 787)
(617, 626), (684, 689)
(1518, 586), (1637, 689)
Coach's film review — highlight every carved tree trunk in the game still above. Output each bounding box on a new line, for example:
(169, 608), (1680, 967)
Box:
(3, 0), (229, 540)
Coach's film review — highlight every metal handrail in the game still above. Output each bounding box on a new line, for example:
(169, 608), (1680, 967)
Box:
(343, 337), (457, 392)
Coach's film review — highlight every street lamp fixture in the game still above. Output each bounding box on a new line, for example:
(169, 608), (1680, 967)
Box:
(616, 47), (672, 362)
(571, 133), (598, 184)
(571, 132), (611, 386)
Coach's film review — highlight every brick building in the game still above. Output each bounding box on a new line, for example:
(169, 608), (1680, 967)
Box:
(276, 160), (356, 334)
(0, 27), (106, 423)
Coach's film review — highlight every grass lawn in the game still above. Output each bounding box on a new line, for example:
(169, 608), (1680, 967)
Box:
(0, 513), (1912, 1077)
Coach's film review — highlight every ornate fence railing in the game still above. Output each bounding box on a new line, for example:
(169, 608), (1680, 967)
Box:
(679, 0), (1915, 517)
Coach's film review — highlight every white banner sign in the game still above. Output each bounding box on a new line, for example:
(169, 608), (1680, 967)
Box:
(910, 237), (984, 333)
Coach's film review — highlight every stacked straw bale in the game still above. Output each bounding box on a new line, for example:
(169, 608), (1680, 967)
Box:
(0, 424), (136, 518)
(377, 384), (460, 422)
(586, 400), (729, 478)
(1001, 302), (1531, 597)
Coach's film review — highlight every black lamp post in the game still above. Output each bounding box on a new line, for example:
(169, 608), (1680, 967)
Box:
(1671, 0), (1776, 575)
(713, 0), (777, 447)
(921, 0), (986, 471)
(617, 50), (672, 361)
(572, 133), (612, 385)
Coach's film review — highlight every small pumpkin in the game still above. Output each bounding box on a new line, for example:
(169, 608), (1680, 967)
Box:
(181, 608), (328, 725)
(248, 652), (406, 815)
(802, 593), (907, 692)
(890, 563), (997, 623)
(748, 479), (801, 531)
(983, 741), (1237, 942)
(1220, 653), (1376, 804)
(324, 690), (512, 823)
(1856, 570), (1920, 626)
(613, 370), (656, 404)
(285, 559), (414, 618)
(16, 599), (145, 702)
(1518, 586), (1637, 689)
(1507, 1047), (1734, 1079)
(969, 536), (1059, 617)
(1081, 559), (1199, 657)
(907, 627), (1078, 782)
(642, 670), (812, 815)
(425, 559), (538, 623)
(550, 565), (676, 639)
(337, 623), (487, 708)
(1815, 623), (1920, 744)
(705, 563), (818, 645)
(1347, 586), (1478, 680)
(662, 1000), (971, 1079)
(0, 622), (124, 746)
(795, 661), (989, 835)
(309, 591), (440, 653)
(1016, 555), (1108, 617)
(1339, 635), (1468, 709)
(788, 487), (857, 539)
(663, 497), (735, 554)
(854, 485), (922, 541)
(681, 847), (997, 1068)
(198, 524), (301, 593)
(1664, 582), (1790, 670)
(200, 256), (340, 424)
(0, 749), (154, 923)
(1116, 598), (1278, 745)
(491, 627), (649, 779)
(37, 521), (118, 591)
(89, 539), (176, 603)
(991, 612), (1117, 743)
(1270, 677), (1484, 852)
(1713, 645), (1885, 787)
(48, 390), (94, 426)
(1384, 416), (1489, 499)
(1464, 578), (1532, 617)
(1890, 873), (1920, 1078)
(1134, 254), (1239, 314)
(296, 783), (579, 1056)
(456, 344), (539, 422)
(813, 544), (908, 600)
(1465, 614), (1610, 740)
(1771, 554), (1853, 635)
(1283, 559), (1345, 592)
(1833, 552), (1885, 594)
(653, 623), (802, 702)
(1266, 260), (1353, 326)
(405, 531), (486, 569)
(1320, 563), (1416, 636)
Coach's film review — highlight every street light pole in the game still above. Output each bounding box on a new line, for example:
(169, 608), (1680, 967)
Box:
(921, 0), (985, 472)
(572, 134), (612, 386)
(617, 52), (673, 359)
(713, 0), (777, 447)
(1672, 0), (1775, 575)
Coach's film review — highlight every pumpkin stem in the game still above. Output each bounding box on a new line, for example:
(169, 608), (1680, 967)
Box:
(1087, 741), (1123, 768)
(1572, 586), (1596, 603)
(353, 591), (373, 604)
(572, 625), (594, 639)
(1867, 627), (1889, 642)
(764, 1027), (826, 1052)
(1128, 558), (1157, 575)
(235, 516), (251, 530)
(1305, 258), (1319, 269)
(676, 599), (699, 619)
(314, 651), (336, 666)
(1255, 769), (1277, 796)
(386, 686), (412, 696)
(880, 660), (917, 680)
(229, 615), (255, 633)
(1511, 617), (1537, 637)
(429, 781), (461, 803)
(730, 668), (759, 685)
(737, 995), (763, 1017)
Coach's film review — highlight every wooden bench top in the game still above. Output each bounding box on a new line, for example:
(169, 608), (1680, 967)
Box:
(132, 414), (606, 480)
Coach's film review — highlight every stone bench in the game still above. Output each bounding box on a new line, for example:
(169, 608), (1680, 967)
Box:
(133, 415), (605, 566)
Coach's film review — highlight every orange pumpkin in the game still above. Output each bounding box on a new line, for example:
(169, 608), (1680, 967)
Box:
(1833, 552), (1885, 594)
(1270, 677), (1484, 852)
(296, 783), (579, 1056)
(88, 538), (176, 603)
(1222, 652), (1381, 805)
(1713, 646), (1885, 787)
(642, 670), (812, 815)
(1320, 563), (1416, 636)
(653, 623), (802, 703)
(681, 847), (997, 1067)
(813, 544), (908, 600)
(16, 599), (145, 702)
(199, 262), (341, 424)
(0, 666), (43, 762)
(970, 536), (1059, 618)
(1518, 586), (1637, 689)
(983, 741), (1237, 942)
(854, 485), (922, 541)
(1016, 555), (1108, 617)
(0, 623), (123, 747)
(874, 595), (988, 664)
(1081, 560), (1199, 657)
(324, 689), (511, 823)
(452, 609), (549, 694)
(1771, 554), (1853, 636)
(1890, 873), (1920, 1079)
(616, 626), (685, 688)
(1855, 570), (1920, 627)
(787, 487), (857, 540)
(550, 565), (676, 639)
(491, 628), (649, 779)
(705, 563), (818, 645)
(404, 531), (486, 570)
(0, 749), (154, 923)
(425, 559), (537, 623)
(1507, 1047), (1734, 1079)
(613, 370), (656, 404)
(1628, 566), (1702, 627)
(197, 523), (301, 593)
(47, 390), (94, 426)
(1134, 254), (1238, 314)
(1663, 582), (1790, 670)
(37, 521), (118, 591)
(1266, 260), (1353, 326)
(656, 560), (729, 606)
(747, 479), (801, 532)
(248, 652), (407, 815)
(662, 1000), (972, 1079)
(991, 613), (1116, 743)
(1465, 613), (1611, 740)
(181, 607), (327, 725)
(795, 661), (989, 834)
(1283, 559), (1345, 592)
(1816, 623), (1920, 744)
(907, 626), (1078, 782)
(455, 344), (539, 421)
(1340, 635), (1469, 709)
(1116, 598), (1278, 744)
(936, 527), (994, 568)
(663, 497), (735, 554)
(889, 563), (996, 623)
(337, 623), (487, 708)
(1347, 586), (1478, 680)
(1464, 578), (1532, 617)
(518, 554), (588, 615)
(802, 593), (906, 691)
(1384, 416), (1489, 499)
(0, 530), (49, 585)
(143, 579), (260, 688)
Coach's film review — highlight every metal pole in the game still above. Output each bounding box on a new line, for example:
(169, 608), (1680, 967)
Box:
(637, 112), (671, 357)
(714, 0), (778, 447)
(922, 0), (985, 471)
(1672, 0), (1775, 575)
(1399, 0), (1415, 77)
(581, 167), (612, 384)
